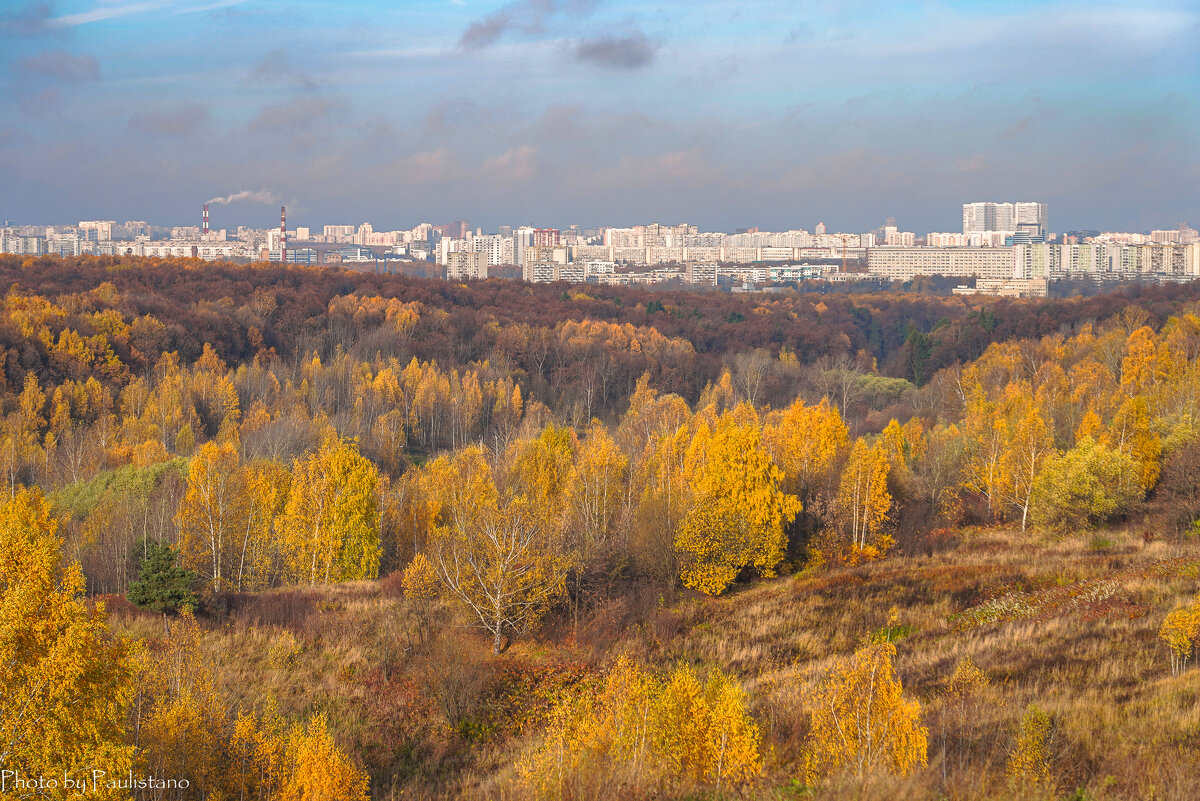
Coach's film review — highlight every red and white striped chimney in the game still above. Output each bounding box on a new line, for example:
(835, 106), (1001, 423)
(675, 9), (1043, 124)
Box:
(202, 204), (209, 236)
(280, 206), (287, 264)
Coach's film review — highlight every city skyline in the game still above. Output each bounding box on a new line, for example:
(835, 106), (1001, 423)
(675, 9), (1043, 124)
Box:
(7, 202), (1197, 240)
(1, 0), (1198, 232)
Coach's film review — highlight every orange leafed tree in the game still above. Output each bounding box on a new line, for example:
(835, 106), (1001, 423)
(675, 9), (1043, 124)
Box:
(278, 713), (371, 801)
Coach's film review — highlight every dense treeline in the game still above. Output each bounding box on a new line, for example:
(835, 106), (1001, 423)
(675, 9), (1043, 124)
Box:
(8, 255), (1200, 799)
(6, 254), (1200, 407)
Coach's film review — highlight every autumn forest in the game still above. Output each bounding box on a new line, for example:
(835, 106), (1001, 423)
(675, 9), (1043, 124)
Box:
(8, 253), (1200, 800)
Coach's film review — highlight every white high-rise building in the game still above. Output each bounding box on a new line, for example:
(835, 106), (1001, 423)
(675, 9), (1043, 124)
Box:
(323, 225), (356, 243)
(470, 233), (513, 266)
(993, 203), (1015, 232)
(513, 226), (536, 268)
(436, 236), (463, 265)
(867, 246), (1015, 281)
(445, 251), (488, 280)
(78, 220), (114, 241)
(963, 202), (1047, 237)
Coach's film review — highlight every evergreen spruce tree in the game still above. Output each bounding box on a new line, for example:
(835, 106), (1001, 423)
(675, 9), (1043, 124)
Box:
(128, 539), (197, 635)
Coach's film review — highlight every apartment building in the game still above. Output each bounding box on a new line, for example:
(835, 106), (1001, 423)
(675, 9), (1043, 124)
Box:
(867, 247), (1015, 280)
(445, 251), (488, 280)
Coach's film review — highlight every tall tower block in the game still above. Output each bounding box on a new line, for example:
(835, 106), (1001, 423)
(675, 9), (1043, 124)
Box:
(280, 206), (287, 265)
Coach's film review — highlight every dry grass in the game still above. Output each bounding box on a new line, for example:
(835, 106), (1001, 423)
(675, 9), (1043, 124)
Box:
(107, 527), (1200, 799)
(631, 526), (1200, 799)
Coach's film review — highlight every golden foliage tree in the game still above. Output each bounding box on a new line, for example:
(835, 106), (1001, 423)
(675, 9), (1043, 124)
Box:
(762, 397), (847, 502)
(565, 421), (628, 562)
(1121, 325), (1168, 397)
(941, 656), (989, 779)
(803, 640), (927, 785)
(827, 438), (892, 561)
(1, 373), (47, 494)
(521, 655), (761, 798)
(1159, 601), (1200, 676)
(176, 440), (241, 592)
(996, 397), (1056, 531)
(425, 446), (567, 653)
(278, 438), (380, 585)
(880, 418), (921, 474)
(1108, 395), (1162, 493)
(652, 664), (762, 789)
(675, 405), (800, 595)
(278, 713), (371, 801)
(0, 489), (136, 797)
(235, 459), (290, 590)
(507, 424), (575, 534)
(563, 422), (628, 628)
(400, 552), (441, 647)
(960, 382), (1007, 520)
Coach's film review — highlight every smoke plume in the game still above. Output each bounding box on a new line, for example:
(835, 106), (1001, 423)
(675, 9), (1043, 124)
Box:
(206, 189), (278, 205)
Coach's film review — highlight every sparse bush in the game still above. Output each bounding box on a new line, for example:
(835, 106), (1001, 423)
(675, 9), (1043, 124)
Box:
(803, 640), (927, 785)
(1159, 601), (1200, 675)
(1007, 703), (1053, 796)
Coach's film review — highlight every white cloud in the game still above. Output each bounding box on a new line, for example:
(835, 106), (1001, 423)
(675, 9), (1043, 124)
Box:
(52, 0), (250, 27)
(53, 1), (169, 26)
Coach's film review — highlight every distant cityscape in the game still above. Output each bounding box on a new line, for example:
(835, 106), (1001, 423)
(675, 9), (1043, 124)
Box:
(3, 201), (1199, 298)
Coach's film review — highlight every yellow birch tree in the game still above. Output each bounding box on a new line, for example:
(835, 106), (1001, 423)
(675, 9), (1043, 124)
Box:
(176, 440), (240, 592)
(762, 397), (848, 503)
(0, 489), (136, 798)
(803, 640), (927, 784)
(278, 438), (380, 585)
(425, 446), (567, 654)
(827, 438), (892, 560)
(675, 406), (800, 595)
(1006, 703), (1053, 795)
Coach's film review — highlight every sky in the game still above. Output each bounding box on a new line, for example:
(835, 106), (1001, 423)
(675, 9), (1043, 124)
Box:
(0, 0), (1197, 233)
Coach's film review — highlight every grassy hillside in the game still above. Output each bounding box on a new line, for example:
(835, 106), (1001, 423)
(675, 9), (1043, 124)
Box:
(103, 524), (1200, 800)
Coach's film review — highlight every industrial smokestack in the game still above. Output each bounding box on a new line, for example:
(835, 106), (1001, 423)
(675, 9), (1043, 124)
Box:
(202, 204), (209, 236)
(280, 206), (287, 265)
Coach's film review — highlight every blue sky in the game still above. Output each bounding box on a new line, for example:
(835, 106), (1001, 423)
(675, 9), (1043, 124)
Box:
(0, 0), (1197, 233)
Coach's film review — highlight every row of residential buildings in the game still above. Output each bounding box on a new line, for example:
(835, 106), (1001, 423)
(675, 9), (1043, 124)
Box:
(445, 256), (828, 288)
(868, 243), (1200, 284)
(6, 208), (1200, 296)
(461, 243), (1200, 291)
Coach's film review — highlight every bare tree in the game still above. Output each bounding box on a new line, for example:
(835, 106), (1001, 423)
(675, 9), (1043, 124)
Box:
(811, 353), (866, 413)
(731, 348), (773, 408)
